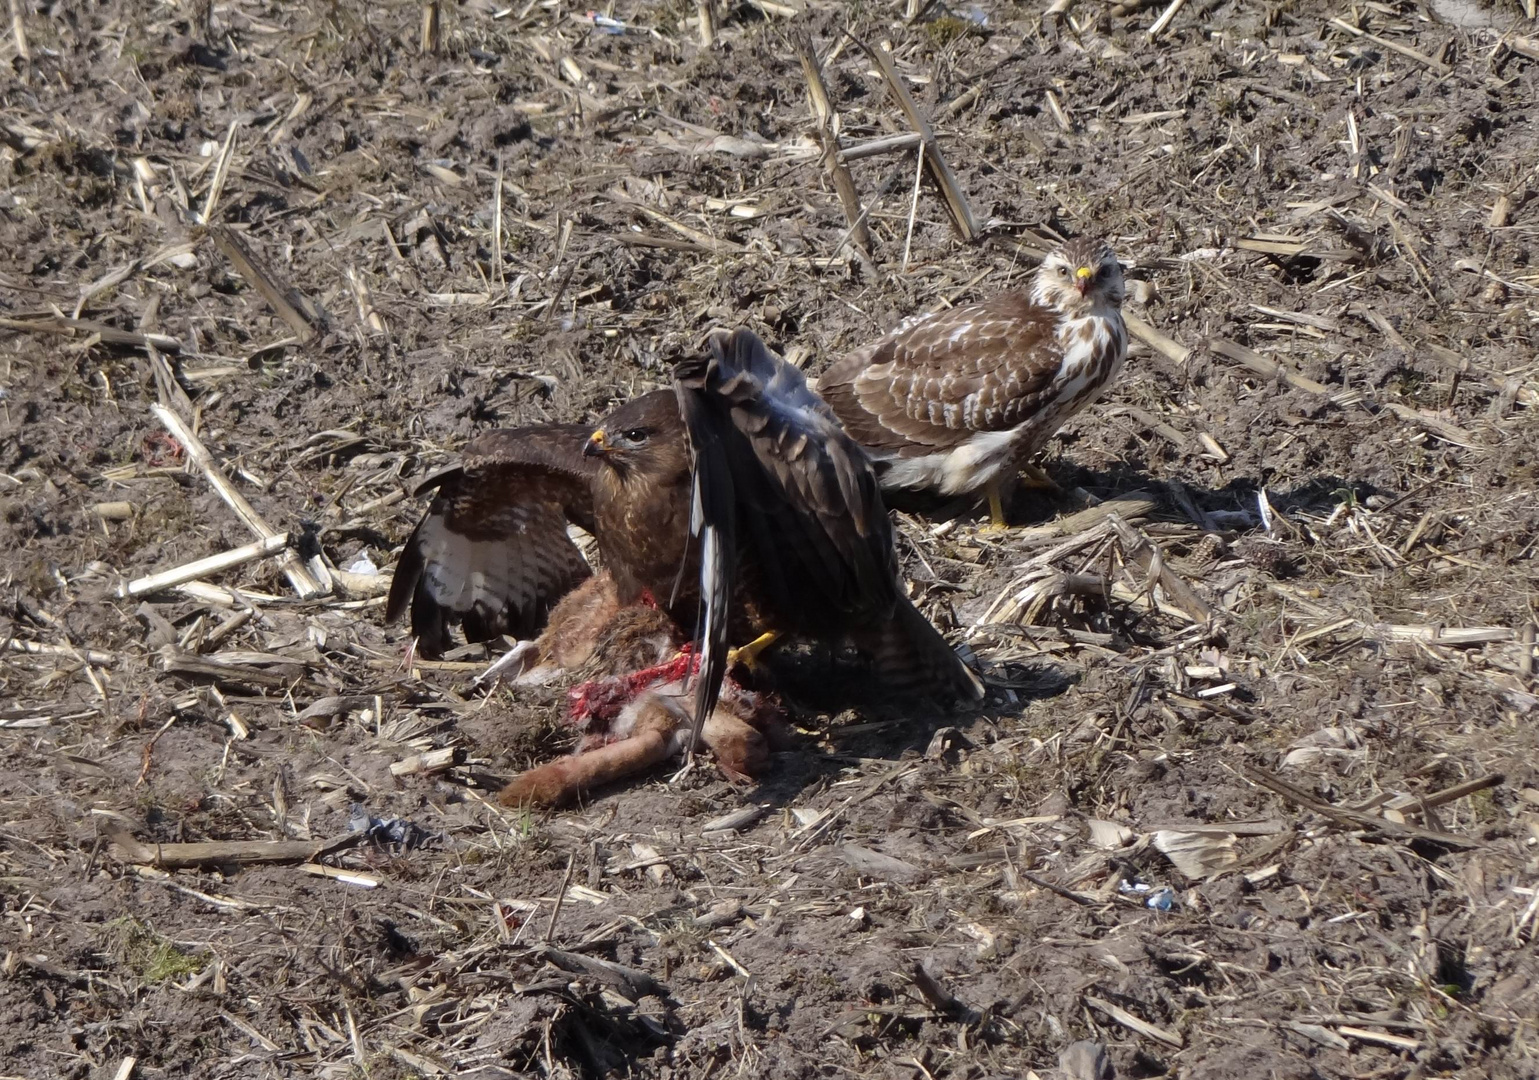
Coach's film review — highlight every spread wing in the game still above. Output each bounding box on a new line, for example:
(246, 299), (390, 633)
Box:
(674, 327), (898, 741)
(385, 425), (600, 657)
(819, 292), (1065, 456)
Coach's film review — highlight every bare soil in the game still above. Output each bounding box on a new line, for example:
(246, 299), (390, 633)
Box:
(3, 1), (1539, 1077)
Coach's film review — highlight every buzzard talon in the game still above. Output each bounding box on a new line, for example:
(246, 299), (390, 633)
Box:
(726, 630), (781, 672)
(978, 467), (1064, 533)
(1017, 463), (1063, 493)
(981, 486), (1010, 533)
(820, 236), (1128, 519)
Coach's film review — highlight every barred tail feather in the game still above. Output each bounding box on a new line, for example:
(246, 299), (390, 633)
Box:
(850, 598), (984, 707)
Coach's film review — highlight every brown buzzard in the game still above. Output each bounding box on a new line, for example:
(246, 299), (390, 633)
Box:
(386, 327), (983, 749)
(818, 237), (1128, 525)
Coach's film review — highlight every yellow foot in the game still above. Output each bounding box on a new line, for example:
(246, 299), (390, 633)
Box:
(727, 630), (781, 671)
(977, 486), (1010, 533)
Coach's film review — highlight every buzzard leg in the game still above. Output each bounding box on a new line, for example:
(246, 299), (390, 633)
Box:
(982, 467), (1064, 532)
(984, 485), (1010, 530)
(1018, 462), (1064, 493)
(727, 630), (781, 672)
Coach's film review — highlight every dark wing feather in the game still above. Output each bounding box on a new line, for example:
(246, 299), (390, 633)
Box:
(690, 327), (898, 621)
(819, 292), (1065, 457)
(674, 328), (902, 740)
(672, 384), (736, 747)
(386, 424), (600, 657)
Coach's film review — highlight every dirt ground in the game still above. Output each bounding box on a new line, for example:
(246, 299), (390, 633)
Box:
(3, 0), (1539, 1076)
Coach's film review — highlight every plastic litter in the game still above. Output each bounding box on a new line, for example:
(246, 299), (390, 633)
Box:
(1119, 879), (1178, 911)
(584, 11), (627, 33)
(349, 804), (444, 853)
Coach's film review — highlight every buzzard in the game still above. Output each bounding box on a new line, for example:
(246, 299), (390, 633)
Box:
(818, 236), (1128, 526)
(386, 327), (983, 750)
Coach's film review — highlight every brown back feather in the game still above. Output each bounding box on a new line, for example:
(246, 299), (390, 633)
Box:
(820, 292), (1066, 456)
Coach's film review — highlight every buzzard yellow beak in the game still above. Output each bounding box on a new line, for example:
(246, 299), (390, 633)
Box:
(1075, 266), (1093, 295)
(584, 429), (608, 457)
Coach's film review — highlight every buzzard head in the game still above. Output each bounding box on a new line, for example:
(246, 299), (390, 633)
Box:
(582, 390), (686, 481)
(1033, 237), (1125, 315)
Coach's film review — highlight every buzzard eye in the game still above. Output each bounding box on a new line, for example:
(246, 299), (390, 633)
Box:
(622, 428), (648, 442)
(1057, 265), (1070, 277)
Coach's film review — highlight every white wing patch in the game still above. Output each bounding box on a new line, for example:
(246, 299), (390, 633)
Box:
(417, 520), (519, 616)
(881, 427), (1018, 495)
